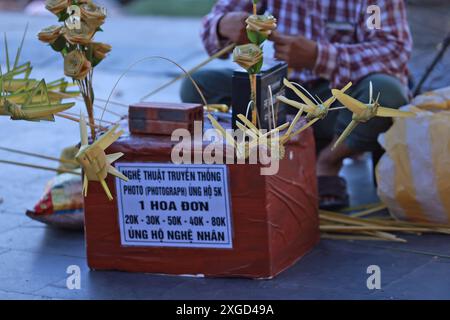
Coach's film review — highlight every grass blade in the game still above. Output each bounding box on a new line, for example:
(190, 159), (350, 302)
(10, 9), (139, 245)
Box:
(14, 23), (28, 69)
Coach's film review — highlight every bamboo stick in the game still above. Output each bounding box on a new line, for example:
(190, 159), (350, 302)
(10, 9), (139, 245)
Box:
(319, 206), (450, 242)
(321, 234), (393, 241)
(361, 231), (407, 243)
(0, 159), (80, 175)
(140, 43), (236, 101)
(320, 225), (434, 232)
(365, 217), (450, 229)
(55, 113), (107, 130)
(322, 212), (450, 235)
(93, 97), (128, 108)
(320, 213), (376, 227)
(250, 74), (258, 126)
(342, 202), (382, 212)
(60, 111), (115, 125)
(0, 146), (77, 165)
(350, 204), (387, 217)
(55, 92), (124, 118)
(92, 102), (124, 118)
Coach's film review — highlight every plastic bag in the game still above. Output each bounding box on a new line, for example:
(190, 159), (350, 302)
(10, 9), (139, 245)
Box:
(376, 86), (450, 224)
(26, 172), (84, 230)
(410, 86), (450, 111)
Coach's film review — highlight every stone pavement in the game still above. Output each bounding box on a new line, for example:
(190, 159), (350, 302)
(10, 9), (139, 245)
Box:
(0, 3), (449, 300)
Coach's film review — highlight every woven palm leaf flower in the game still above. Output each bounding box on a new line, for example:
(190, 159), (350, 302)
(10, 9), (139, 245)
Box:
(45, 0), (70, 15)
(246, 14), (277, 37)
(227, 0), (276, 128)
(64, 50), (92, 80)
(91, 42), (111, 60)
(38, 25), (62, 44)
(63, 21), (96, 45)
(40, 0), (111, 139)
(233, 44), (263, 71)
(80, 2), (106, 29)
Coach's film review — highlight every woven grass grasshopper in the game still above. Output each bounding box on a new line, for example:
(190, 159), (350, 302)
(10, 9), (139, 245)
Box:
(1, 29), (76, 121)
(332, 81), (416, 149)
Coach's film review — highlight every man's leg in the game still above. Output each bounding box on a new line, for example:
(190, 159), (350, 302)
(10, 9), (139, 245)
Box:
(317, 73), (410, 177)
(180, 68), (234, 105)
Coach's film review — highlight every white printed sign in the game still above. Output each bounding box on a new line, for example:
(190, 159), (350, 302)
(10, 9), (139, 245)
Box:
(115, 163), (233, 249)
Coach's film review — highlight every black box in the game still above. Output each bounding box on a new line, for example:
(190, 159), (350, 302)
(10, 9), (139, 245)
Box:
(232, 60), (288, 130)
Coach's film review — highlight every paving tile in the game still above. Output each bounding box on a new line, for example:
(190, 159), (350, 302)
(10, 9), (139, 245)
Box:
(158, 276), (369, 300)
(369, 258), (450, 300)
(0, 223), (85, 258)
(0, 250), (85, 294)
(0, 213), (31, 233)
(350, 235), (450, 258)
(35, 270), (188, 300)
(0, 289), (53, 300)
(272, 240), (433, 296)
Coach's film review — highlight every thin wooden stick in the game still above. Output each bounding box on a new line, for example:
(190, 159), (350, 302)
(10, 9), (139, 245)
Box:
(0, 146), (77, 164)
(319, 206), (450, 241)
(320, 225), (433, 232)
(92, 104), (124, 118)
(342, 202), (382, 212)
(250, 74), (257, 126)
(321, 234), (392, 241)
(328, 106), (347, 111)
(55, 113), (107, 130)
(326, 212), (450, 235)
(361, 231), (407, 243)
(100, 56), (209, 126)
(93, 97), (128, 108)
(60, 111), (115, 125)
(350, 204), (387, 217)
(365, 244), (450, 259)
(140, 43), (236, 101)
(320, 213), (380, 227)
(0, 159), (80, 175)
(54, 91), (124, 118)
(364, 218), (450, 234)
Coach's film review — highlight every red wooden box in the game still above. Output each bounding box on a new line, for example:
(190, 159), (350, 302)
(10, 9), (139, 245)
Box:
(84, 118), (319, 279)
(128, 102), (203, 135)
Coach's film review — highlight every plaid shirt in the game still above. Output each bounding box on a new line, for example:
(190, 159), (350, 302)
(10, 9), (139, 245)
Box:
(202, 0), (412, 88)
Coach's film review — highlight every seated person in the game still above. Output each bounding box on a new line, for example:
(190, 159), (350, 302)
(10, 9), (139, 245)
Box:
(180, 0), (412, 209)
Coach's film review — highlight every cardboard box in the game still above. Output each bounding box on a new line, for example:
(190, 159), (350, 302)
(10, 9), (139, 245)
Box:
(84, 118), (319, 279)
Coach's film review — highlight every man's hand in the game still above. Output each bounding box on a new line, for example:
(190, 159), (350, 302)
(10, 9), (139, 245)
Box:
(270, 31), (318, 70)
(218, 12), (249, 44)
